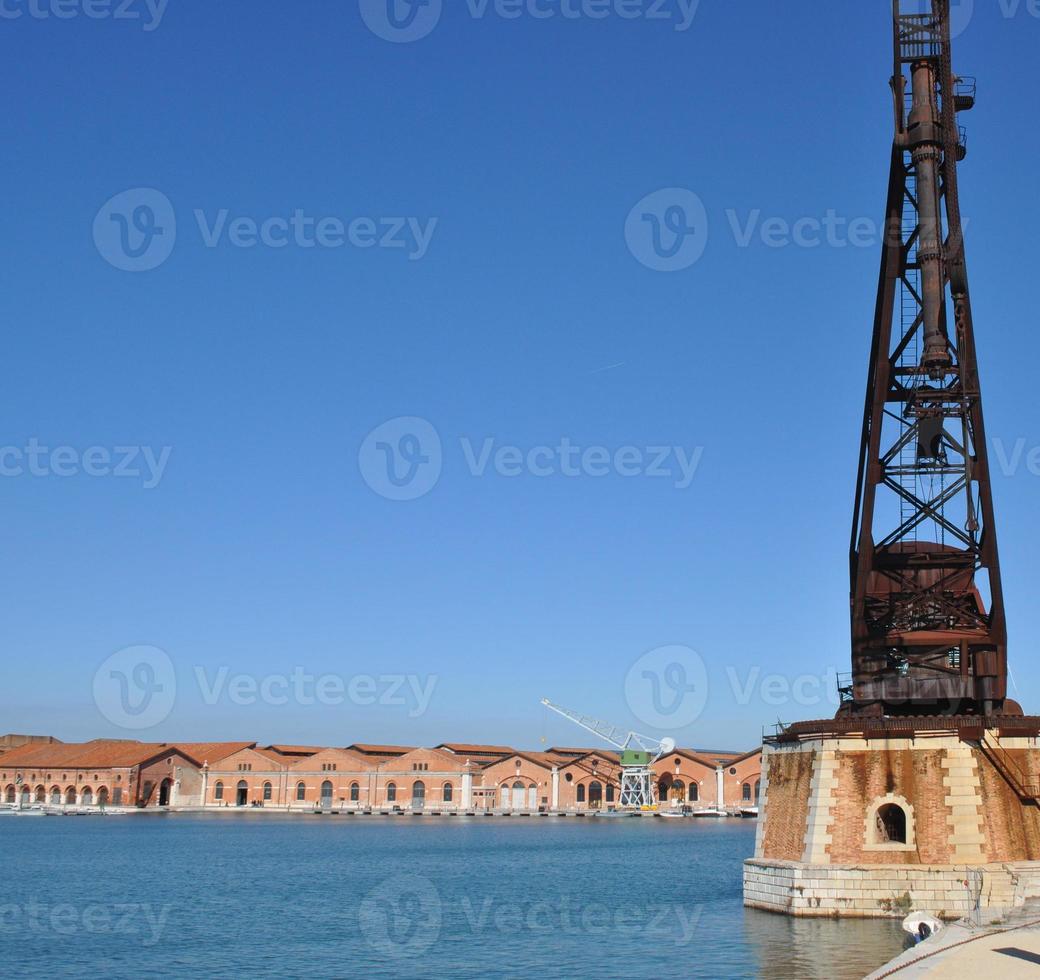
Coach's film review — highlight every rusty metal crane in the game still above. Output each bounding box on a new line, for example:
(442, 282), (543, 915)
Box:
(845, 0), (1012, 719)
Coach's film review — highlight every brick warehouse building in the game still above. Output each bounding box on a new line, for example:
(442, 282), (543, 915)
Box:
(2, 738), (761, 814)
(0, 740), (253, 808)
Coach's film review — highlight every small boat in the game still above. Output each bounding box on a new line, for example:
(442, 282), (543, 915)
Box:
(692, 808), (727, 818)
(903, 912), (944, 944)
(657, 811), (685, 819)
(740, 807), (759, 818)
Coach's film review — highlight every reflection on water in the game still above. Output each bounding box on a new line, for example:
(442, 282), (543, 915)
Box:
(745, 907), (906, 979)
(1, 814), (906, 979)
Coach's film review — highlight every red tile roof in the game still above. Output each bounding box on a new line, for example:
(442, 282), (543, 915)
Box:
(168, 742), (256, 765)
(435, 743), (515, 756)
(0, 740), (182, 769)
(346, 744), (416, 757)
(265, 745), (323, 757)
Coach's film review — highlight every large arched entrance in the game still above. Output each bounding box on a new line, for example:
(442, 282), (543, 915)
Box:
(657, 777), (671, 803)
(50, 786), (62, 806)
(159, 779), (173, 807)
(321, 780), (334, 810)
(34, 786), (46, 803)
(411, 781), (425, 810)
(4, 785), (15, 804)
(588, 781), (603, 810)
(236, 780), (248, 807)
(511, 781), (525, 810)
(97, 787), (110, 809)
(81, 787), (93, 806)
(65, 787), (76, 805)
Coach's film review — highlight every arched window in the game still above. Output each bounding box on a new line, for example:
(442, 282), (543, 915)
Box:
(296, 782), (306, 802)
(386, 782), (397, 803)
(34, 786), (45, 803)
(97, 787), (109, 807)
(606, 784), (615, 803)
(576, 784), (586, 804)
(81, 787), (93, 806)
(214, 781), (224, 801)
(589, 781), (603, 808)
(866, 795), (915, 850)
(742, 783), (752, 802)
(4, 785), (14, 804)
(350, 782), (360, 802)
(263, 782), (272, 801)
(442, 783), (453, 802)
(689, 782), (699, 802)
(50, 786), (61, 805)
(754, 780), (761, 804)
(877, 803), (907, 844)
(672, 780), (685, 803)
(65, 787), (76, 805)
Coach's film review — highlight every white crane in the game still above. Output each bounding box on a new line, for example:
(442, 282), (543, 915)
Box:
(540, 698), (675, 809)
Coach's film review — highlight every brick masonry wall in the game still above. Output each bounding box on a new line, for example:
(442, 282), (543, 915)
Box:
(760, 748), (815, 862)
(828, 747), (951, 865)
(974, 745), (1040, 861)
(757, 735), (1040, 866)
(748, 732), (1040, 917)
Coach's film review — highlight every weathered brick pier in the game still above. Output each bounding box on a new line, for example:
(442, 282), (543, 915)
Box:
(744, 717), (1040, 918)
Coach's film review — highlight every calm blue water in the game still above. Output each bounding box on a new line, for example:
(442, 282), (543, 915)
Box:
(0, 814), (903, 978)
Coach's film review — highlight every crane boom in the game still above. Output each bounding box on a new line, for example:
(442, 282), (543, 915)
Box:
(540, 698), (676, 809)
(539, 699), (629, 751)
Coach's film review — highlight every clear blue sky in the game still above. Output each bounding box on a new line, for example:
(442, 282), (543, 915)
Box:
(2, 2), (1038, 752)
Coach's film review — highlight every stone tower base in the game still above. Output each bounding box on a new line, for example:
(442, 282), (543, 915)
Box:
(744, 858), (1040, 919)
(744, 719), (1040, 918)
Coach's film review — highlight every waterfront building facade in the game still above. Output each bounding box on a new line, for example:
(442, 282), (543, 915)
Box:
(2, 737), (762, 815)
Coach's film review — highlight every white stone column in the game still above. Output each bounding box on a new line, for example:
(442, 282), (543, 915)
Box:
(942, 744), (986, 862)
(801, 745), (839, 865)
(715, 766), (724, 809)
(551, 768), (560, 811)
(753, 746), (772, 858)
(461, 772), (473, 810)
